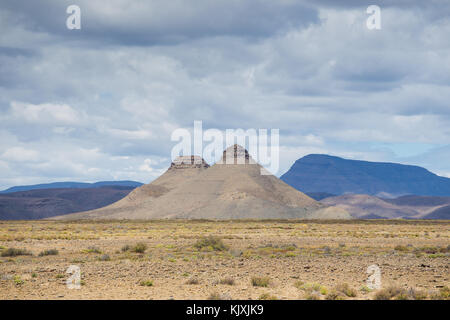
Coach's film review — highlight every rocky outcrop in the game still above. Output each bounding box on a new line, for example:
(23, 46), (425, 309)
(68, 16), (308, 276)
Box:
(170, 156), (210, 169)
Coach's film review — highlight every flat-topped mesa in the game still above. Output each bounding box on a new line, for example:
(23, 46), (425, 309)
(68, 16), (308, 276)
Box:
(169, 155), (209, 170)
(219, 144), (256, 165)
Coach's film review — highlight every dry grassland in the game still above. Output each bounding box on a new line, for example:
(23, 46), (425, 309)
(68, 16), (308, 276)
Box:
(0, 220), (448, 300)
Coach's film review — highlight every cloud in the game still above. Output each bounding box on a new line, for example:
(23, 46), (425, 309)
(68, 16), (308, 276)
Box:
(139, 159), (154, 173)
(1, 146), (39, 162)
(10, 101), (83, 125)
(0, 0), (319, 45)
(0, 1), (449, 188)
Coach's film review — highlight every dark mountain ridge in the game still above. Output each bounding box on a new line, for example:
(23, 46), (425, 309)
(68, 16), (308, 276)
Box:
(0, 186), (137, 220)
(281, 154), (450, 197)
(0, 180), (143, 194)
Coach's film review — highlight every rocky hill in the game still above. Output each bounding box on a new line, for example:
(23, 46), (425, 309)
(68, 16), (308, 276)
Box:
(55, 146), (350, 220)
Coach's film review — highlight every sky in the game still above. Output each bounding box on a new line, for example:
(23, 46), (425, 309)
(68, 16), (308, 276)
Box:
(0, 0), (449, 190)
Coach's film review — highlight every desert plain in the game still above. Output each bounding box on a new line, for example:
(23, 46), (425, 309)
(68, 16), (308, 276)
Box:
(0, 219), (448, 300)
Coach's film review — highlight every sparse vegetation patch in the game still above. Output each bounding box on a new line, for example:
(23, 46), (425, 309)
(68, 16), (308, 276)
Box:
(38, 249), (59, 256)
(326, 283), (357, 299)
(131, 243), (147, 253)
(186, 278), (199, 285)
(82, 246), (102, 254)
(218, 277), (235, 285)
(1, 248), (32, 257)
(194, 236), (228, 251)
(259, 293), (277, 300)
(139, 280), (153, 287)
(251, 276), (270, 287)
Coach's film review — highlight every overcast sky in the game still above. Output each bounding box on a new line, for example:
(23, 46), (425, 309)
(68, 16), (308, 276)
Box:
(0, 0), (449, 189)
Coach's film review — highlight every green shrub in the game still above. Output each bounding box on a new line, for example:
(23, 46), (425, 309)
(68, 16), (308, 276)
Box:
(325, 291), (346, 300)
(441, 286), (450, 299)
(140, 280), (153, 287)
(305, 292), (321, 300)
(430, 286), (450, 300)
(322, 246), (332, 254)
(218, 278), (235, 285)
(259, 293), (277, 300)
(407, 288), (428, 300)
(121, 245), (131, 252)
(418, 246), (439, 254)
(207, 292), (231, 300)
(360, 285), (372, 293)
(83, 246), (102, 254)
(132, 243), (147, 253)
(38, 249), (59, 256)
(293, 280), (305, 289)
(98, 254), (110, 261)
(208, 292), (222, 300)
(334, 283), (357, 297)
(1, 248), (32, 257)
(285, 252), (297, 257)
(374, 286), (408, 300)
(394, 245), (409, 252)
(325, 284), (357, 300)
(251, 276), (270, 287)
(13, 275), (24, 285)
(297, 282), (328, 295)
(186, 278), (199, 285)
(194, 236), (228, 251)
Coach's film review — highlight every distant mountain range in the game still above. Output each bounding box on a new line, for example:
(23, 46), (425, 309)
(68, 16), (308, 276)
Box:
(0, 185), (139, 220)
(0, 180), (143, 194)
(281, 154), (450, 197)
(2, 154), (450, 220)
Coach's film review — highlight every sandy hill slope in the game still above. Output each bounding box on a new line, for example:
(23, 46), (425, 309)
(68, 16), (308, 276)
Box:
(321, 194), (450, 219)
(321, 194), (418, 219)
(423, 205), (450, 219)
(382, 195), (450, 207)
(54, 146), (350, 220)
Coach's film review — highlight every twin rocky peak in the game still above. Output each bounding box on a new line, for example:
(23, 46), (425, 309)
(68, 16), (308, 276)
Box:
(170, 144), (253, 169)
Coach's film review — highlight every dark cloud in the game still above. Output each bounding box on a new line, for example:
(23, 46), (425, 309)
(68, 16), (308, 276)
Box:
(0, 0), (319, 46)
(0, 1), (449, 189)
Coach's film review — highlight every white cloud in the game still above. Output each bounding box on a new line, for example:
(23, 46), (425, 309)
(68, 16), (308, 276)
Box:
(104, 128), (153, 140)
(139, 159), (154, 173)
(10, 101), (84, 125)
(1, 146), (39, 162)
